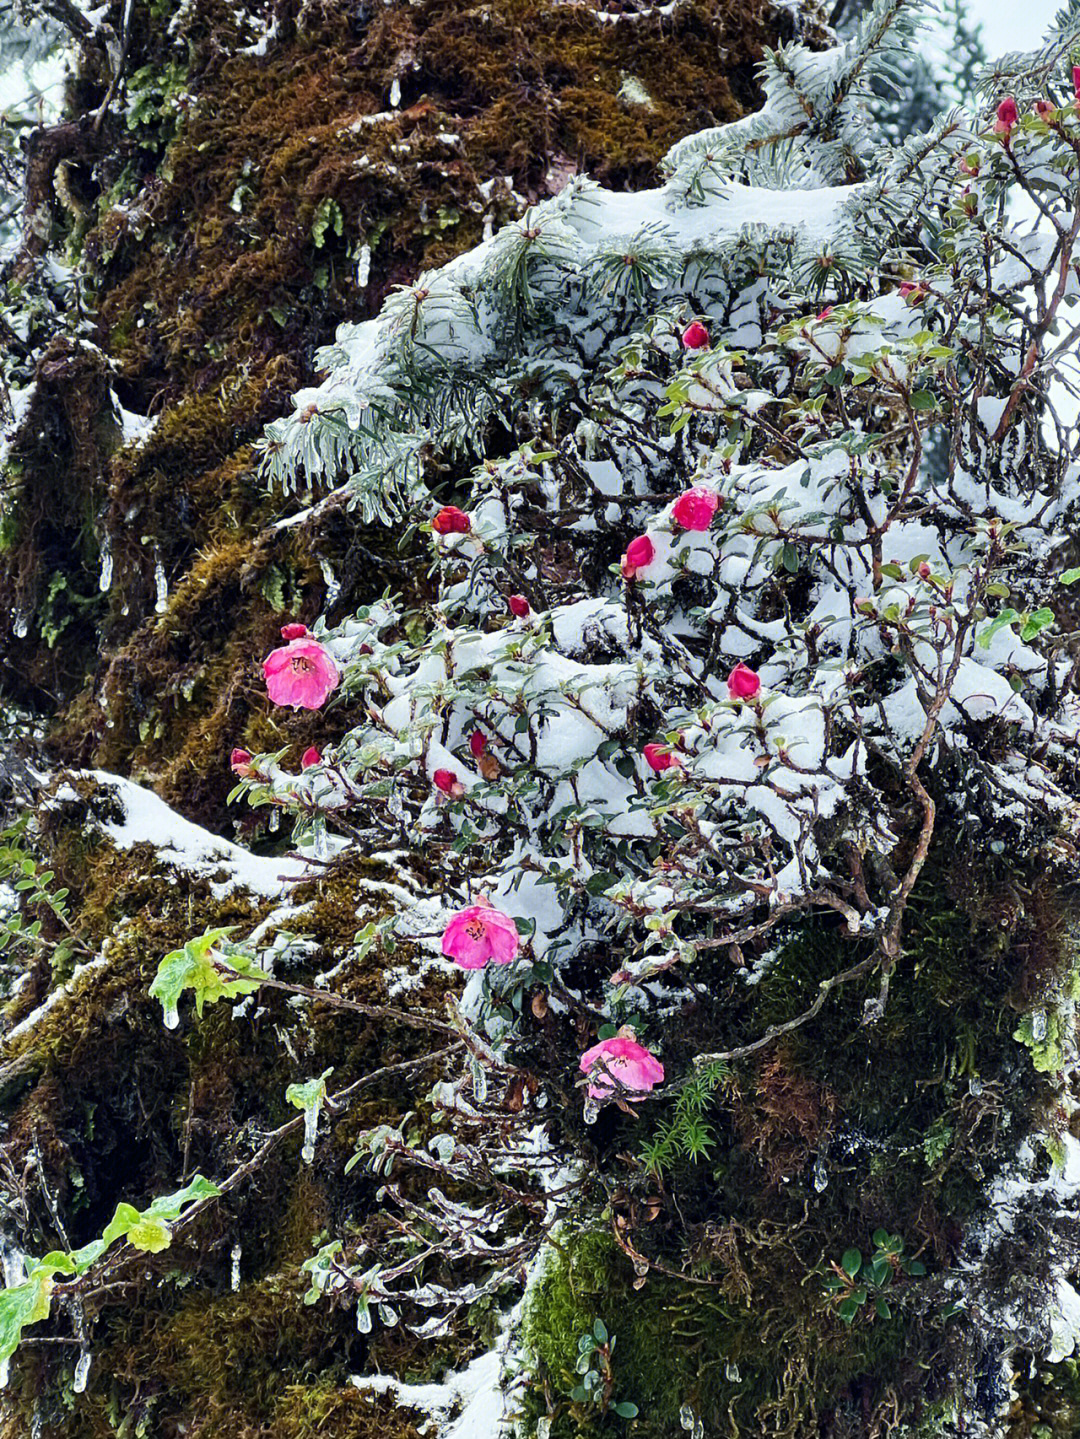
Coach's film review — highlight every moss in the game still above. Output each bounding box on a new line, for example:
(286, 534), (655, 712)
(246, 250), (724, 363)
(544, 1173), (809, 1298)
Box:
(519, 1227), (922, 1439)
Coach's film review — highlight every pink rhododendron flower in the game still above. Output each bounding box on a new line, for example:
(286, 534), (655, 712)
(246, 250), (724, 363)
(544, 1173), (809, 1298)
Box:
(816, 305), (833, 321)
(1073, 65), (1080, 102)
(508, 594), (531, 618)
(280, 623), (309, 640)
(432, 505), (471, 535)
(994, 97), (1018, 138)
(681, 320), (710, 350)
(441, 899), (520, 969)
(727, 663), (761, 700)
(433, 768), (464, 797)
(301, 747), (322, 769)
(263, 638), (341, 710)
(620, 534), (655, 580)
(671, 486), (719, 532)
(230, 748), (255, 777)
(469, 730), (487, 757)
(579, 1035), (664, 1099)
(1035, 99), (1056, 120)
(643, 743), (680, 773)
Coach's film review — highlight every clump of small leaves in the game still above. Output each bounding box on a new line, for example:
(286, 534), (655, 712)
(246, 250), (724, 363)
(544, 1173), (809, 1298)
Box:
(570, 1318), (638, 1420)
(823, 1231), (927, 1324)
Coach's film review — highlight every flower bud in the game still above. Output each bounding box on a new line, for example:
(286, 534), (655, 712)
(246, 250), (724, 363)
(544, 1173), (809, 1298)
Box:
(432, 505), (471, 535)
(469, 730), (487, 757)
(508, 594), (531, 618)
(681, 320), (710, 350)
(301, 747), (322, 769)
(280, 623), (309, 640)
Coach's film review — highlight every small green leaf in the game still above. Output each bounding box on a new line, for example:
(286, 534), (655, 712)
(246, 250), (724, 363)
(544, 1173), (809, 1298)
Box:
(614, 1402), (639, 1419)
(841, 1248), (862, 1278)
(593, 1318), (608, 1343)
(909, 390), (938, 410)
(837, 1298), (859, 1324)
(149, 928), (265, 1026)
(875, 1296), (892, 1320)
(1061, 568), (1080, 586)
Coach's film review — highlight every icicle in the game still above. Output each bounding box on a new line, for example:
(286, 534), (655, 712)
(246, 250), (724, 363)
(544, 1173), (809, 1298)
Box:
(1031, 1008), (1048, 1041)
(162, 1001), (180, 1031)
(389, 77), (401, 108)
(725, 1361), (740, 1382)
(12, 608), (29, 639)
(813, 1155), (828, 1192)
(0, 1357), (10, 1389)
(269, 807), (281, 833)
(583, 1098), (599, 1125)
(231, 1243), (242, 1291)
(356, 1302), (373, 1334)
(154, 555), (168, 614)
(72, 1349), (92, 1394)
(356, 244), (371, 289)
(301, 1103), (319, 1164)
(98, 532), (113, 592)
(537, 1419), (553, 1439)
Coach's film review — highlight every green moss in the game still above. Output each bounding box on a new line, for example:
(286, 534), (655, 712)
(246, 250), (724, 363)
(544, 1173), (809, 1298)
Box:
(520, 1227), (918, 1439)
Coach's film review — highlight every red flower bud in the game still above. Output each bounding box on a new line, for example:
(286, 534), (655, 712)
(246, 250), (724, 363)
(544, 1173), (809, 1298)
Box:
(280, 623), (309, 640)
(918, 562), (932, 580)
(432, 506), (471, 535)
(994, 96), (1018, 138)
(621, 534), (655, 580)
(469, 730), (486, 757)
(816, 305), (833, 321)
(726, 663), (761, 701)
(433, 768), (464, 796)
(301, 747), (322, 769)
(643, 743), (680, 773)
(1035, 99), (1056, 120)
(1073, 65), (1080, 102)
(681, 320), (710, 350)
(508, 594), (531, 618)
(230, 748), (253, 773)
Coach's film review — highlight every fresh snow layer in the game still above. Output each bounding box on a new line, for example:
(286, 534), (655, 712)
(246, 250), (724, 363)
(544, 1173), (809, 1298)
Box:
(77, 771), (312, 896)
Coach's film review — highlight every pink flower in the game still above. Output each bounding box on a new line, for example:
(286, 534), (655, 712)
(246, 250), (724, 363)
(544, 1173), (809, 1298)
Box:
(898, 281), (928, 304)
(263, 638), (341, 710)
(432, 506), (471, 535)
(280, 623), (309, 640)
(727, 663), (761, 700)
(1073, 65), (1080, 102)
(643, 743), (680, 773)
(671, 486), (720, 532)
(508, 594), (531, 618)
(958, 153), (980, 177)
(816, 305), (833, 321)
(621, 534), (655, 580)
(301, 747), (322, 769)
(579, 1035), (664, 1099)
(681, 320), (710, 350)
(230, 748), (255, 777)
(1035, 99), (1056, 120)
(469, 730), (486, 758)
(441, 899), (521, 969)
(994, 96), (1018, 138)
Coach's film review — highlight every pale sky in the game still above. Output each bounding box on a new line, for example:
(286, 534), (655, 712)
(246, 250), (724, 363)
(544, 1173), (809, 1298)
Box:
(969, 0), (1063, 60)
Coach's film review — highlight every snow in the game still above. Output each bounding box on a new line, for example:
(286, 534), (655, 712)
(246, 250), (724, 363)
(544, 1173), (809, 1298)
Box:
(76, 771), (312, 897)
(351, 1331), (510, 1438)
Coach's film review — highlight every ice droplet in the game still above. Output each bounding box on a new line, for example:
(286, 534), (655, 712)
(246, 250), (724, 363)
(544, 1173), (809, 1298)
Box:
(356, 244), (371, 289)
(583, 1099), (599, 1126)
(231, 1243), (242, 1291)
(0, 1356), (10, 1389)
(269, 807), (281, 833)
(968, 1076), (984, 1097)
(301, 1104), (319, 1164)
(389, 77), (401, 107)
(12, 609), (28, 639)
(813, 1155), (828, 1193)
(73, 1349), (92, 1394)
(725, 1361), (741, 1382)
(537, 1419), (553, 1439)
(356, 1303), (373, 1334)
(154, 556), (168, 614)
(680, 1406), (696, 1432)
(98, 533), (113, 592)
(1031, 1008), (1048, 1042)
(163, 1002), (180, 1031)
